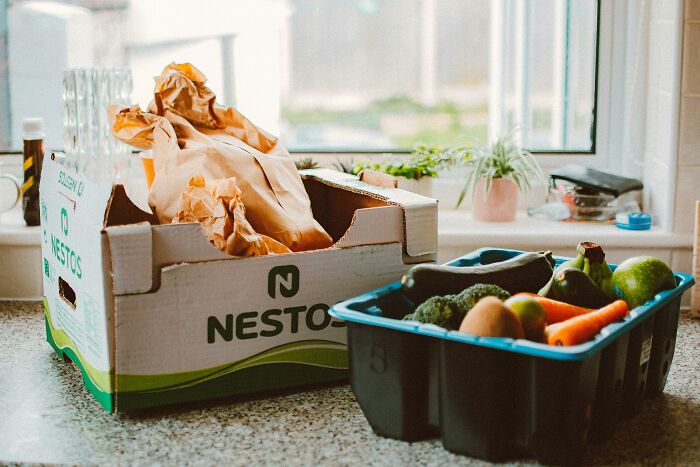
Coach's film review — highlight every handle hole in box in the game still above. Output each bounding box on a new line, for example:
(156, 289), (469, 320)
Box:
(663, 361), (669, 375)
(58, 277), (77, 309)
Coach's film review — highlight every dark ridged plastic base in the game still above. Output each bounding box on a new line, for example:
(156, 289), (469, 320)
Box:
(345, 295), (685, 464)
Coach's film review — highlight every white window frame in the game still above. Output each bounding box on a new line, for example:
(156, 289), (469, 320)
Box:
(293, 0), (626, 176)
(494, 0), (626, 173)
(0, 0), (627, 174)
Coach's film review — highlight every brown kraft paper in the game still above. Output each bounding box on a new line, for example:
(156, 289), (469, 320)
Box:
(109, 63), (333, 253)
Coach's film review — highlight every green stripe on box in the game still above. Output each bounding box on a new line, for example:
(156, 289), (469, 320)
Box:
(116, 363), (347, 412)
(45, 299), (349, 412)
(44, 300), (114, 412)
(115, 343), (347, 410)
(116, 340), (347, 393)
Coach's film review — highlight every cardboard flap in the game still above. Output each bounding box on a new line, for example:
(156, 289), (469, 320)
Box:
(299, 168), (358, 184)
(384, 192), (439, 257)
(106, 222), (153, 294)
(358, 170), (398, 188)
(152, 223), (231, 268)
(335, 206), (403, 248)
(104, 185), (158, 228)
(300, 169), (438, 257)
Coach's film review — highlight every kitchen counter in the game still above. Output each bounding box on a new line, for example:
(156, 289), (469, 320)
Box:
(2, 301), (700, 465)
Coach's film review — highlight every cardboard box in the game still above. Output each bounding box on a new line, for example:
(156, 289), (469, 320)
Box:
(39, 156), (437, 412)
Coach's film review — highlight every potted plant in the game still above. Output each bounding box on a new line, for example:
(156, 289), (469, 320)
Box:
(294, 157), (320, 170)
(458, 130), (546, 222)
(351, 145), (470, 197)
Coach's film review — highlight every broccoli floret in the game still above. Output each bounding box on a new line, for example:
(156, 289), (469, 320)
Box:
(402, 284), (511, 330)
(403, 294), (461, 329)
(453, 284), (511, 316)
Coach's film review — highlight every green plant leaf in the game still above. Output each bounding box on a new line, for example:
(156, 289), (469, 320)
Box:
(455, 126), (546, 209)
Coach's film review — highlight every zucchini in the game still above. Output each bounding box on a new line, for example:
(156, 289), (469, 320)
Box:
(402, 251), (556, 304)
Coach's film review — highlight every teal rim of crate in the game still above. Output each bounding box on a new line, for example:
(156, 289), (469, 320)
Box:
(329, 247), (695, 362)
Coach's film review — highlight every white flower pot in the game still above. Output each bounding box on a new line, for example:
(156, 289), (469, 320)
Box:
(472, 178), (518, 222)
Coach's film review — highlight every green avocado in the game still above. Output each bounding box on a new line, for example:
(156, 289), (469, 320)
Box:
(611, 256), (676, 309)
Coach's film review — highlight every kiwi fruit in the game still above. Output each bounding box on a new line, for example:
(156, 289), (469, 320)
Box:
(458, 296), (525, 339)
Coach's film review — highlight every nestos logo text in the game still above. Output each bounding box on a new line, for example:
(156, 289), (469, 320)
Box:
(207, 265), (344, 343)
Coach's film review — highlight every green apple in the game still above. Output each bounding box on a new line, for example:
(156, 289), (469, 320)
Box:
(504, 295), (547, 341)
(611, 256), (676, 309)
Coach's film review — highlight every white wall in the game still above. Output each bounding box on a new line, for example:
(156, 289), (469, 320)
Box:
(675, 1), (700, 235)
(124, 0), (287, 132)
(640, 0), (685, 232)
(8, 1), (93, 150)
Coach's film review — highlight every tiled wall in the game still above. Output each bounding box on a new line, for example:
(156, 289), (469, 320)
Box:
(644, 0), (684, 231)
(675, 1), (700, 234)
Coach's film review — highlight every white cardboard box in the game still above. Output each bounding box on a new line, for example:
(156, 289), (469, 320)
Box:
(39, 156), (437, 412)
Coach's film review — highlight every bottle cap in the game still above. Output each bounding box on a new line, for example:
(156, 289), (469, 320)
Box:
(22, 118), (45, 140)
(615, 212), (652, 230)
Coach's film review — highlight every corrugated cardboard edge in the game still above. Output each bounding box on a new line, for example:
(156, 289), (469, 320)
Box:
(106, 223), (154, 295)
(105, 169), (426, 295)
(299, 168), (438, 259)
(358, 169), (398, 188)
(334, 206), (403, 248)
(103, 184), (158, 229)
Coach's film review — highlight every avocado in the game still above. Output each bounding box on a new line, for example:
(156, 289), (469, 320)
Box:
(547, 267), (614, 309)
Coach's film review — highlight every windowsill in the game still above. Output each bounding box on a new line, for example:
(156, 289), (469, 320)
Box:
(1, 207), (692, 250)
(0, 207), (693, 300)
(0, 207), (41, 246)
(438, 210), (693, 249)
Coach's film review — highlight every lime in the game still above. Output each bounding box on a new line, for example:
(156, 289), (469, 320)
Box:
(504, 295), (547, 341)
(611, 256), (676, 309)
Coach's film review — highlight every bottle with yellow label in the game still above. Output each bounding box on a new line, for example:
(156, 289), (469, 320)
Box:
(22, 118), (45, 226)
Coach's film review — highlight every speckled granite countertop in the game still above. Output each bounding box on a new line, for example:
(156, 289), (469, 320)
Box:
(2, 301), (700, 466)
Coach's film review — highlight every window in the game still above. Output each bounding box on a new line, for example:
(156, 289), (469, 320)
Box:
(285, 0), (599, 152)
(0, 0), (599, 154)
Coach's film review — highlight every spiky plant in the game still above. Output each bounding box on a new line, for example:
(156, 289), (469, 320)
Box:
(457, 129), (546, 207)
(294, 157), (320, 170)
(332, 158), (357, 174)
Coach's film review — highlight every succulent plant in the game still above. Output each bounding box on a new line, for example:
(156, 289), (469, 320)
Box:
(294, 157), (320, 170)
(332, 158), (356, 174)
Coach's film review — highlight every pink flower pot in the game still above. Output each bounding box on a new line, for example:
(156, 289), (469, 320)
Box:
(472, 178), (518, 222)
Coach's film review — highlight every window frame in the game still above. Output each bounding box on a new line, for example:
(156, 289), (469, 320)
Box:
(289, 0), (621, 174)
(0, 0), (621, 170)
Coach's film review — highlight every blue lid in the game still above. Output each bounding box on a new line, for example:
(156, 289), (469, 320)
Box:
(616, 212), (651, 230)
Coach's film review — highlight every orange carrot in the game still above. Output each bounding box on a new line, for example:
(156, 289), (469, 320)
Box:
(513, 292), (596, 324)
(545, 300), (630, 346)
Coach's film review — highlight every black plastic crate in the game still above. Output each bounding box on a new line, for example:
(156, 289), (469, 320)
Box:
(330, 248), (695, 464)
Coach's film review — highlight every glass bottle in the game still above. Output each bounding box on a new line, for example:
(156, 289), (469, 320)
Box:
(22, 118), (45, 226)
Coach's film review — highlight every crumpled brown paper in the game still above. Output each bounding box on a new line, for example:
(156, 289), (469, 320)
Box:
(110, 62), (333, 254)
(174, 174), (291, 257)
